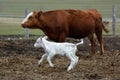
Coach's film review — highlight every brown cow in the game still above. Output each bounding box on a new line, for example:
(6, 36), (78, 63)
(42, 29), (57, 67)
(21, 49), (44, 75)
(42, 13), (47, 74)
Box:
(21, 9), (109, 55)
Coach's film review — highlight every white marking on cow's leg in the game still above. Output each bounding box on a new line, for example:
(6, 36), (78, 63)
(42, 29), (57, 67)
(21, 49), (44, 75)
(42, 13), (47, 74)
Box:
(21, 12), (33, 24)
(47, 53), (54, 67)
(38, 53), (48, 65)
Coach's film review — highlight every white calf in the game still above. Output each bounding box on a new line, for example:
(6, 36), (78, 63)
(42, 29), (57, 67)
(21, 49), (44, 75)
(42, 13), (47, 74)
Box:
(34, 36), (83, 71)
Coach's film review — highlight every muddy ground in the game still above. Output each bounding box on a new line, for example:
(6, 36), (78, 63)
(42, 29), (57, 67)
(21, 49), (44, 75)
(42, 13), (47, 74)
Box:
(0, 35), (120, 80)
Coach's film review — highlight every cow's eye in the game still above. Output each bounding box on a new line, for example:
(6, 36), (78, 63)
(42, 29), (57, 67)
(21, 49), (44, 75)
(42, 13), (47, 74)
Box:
(29, 16), (32, 20)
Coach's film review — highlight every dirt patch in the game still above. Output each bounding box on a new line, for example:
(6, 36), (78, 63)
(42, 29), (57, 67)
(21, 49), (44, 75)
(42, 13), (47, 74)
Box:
(0, 36), (120, 80)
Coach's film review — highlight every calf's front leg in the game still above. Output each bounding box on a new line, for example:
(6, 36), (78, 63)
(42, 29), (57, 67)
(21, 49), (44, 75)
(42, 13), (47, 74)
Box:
(38, 53), (48, 65)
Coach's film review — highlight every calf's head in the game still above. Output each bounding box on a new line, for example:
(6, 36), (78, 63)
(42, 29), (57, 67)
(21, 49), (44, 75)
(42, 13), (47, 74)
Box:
(34, 37), (44, 48)
(21, 11), (43, 29)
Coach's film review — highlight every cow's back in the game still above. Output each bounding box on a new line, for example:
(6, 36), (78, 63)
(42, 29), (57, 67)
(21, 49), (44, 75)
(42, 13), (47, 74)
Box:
(66, 10), (96, 39)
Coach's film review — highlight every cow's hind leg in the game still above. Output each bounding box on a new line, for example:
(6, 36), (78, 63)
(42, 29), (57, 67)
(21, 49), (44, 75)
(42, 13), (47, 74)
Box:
(88, 34), (96, 55)
(95, 31), (104, 55)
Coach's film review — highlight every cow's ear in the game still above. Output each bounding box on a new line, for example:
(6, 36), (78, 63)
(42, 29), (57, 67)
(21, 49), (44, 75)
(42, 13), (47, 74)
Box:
(33, 11), (36, 14)
(36, 11), (43, 19)
(33, 11), (37, 16)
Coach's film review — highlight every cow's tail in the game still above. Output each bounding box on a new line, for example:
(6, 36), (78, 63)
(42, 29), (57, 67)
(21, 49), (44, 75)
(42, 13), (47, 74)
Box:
(102, 23), (109, 33)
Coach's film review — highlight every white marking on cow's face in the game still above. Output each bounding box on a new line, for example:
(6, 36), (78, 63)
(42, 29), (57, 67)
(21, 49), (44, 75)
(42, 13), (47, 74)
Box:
(21, 12), (33, 24)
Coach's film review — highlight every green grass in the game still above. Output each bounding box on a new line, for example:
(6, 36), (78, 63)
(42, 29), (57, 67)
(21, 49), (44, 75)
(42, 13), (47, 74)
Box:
(0, 23), (44, 35)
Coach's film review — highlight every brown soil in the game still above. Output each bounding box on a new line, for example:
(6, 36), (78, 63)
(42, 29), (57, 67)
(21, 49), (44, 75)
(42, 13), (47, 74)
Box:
(0, 36), (120, 80)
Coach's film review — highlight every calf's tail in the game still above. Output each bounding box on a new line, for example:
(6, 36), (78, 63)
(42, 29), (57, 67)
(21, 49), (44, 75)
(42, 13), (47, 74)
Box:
(76, 39), (84, 46)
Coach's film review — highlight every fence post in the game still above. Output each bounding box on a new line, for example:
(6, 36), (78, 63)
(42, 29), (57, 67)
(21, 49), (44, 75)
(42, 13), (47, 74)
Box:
(24, 8), (30, 39)
(112, 5), (116, 36)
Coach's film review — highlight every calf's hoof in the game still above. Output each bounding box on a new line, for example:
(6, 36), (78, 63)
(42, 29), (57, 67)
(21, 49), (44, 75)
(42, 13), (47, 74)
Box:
(50, 64), (54, 67)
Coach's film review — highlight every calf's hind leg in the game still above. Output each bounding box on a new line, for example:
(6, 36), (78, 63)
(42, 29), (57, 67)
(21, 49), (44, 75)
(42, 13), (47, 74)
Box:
(66, 53), (78, 71)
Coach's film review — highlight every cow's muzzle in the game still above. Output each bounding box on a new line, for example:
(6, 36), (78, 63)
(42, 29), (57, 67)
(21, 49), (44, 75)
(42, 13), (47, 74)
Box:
(21, 24), (26, 28)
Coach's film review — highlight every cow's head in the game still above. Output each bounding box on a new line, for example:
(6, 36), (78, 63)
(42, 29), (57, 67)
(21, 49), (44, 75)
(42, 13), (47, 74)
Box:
(21, 11), (43, 29)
